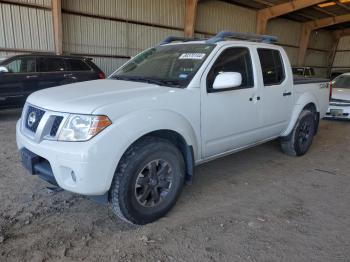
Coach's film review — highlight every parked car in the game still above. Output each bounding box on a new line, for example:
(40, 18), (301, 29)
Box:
(0, 54), (105, 109)
(16, 32), (331, 225)
(292, 66), (315, 78)
(325, 73), (350, 120)
(329, 69), (350, 79)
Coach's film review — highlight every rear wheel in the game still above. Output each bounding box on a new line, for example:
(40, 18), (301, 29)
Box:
(281, 110), (316, 156)
(110, 137), (185, 225)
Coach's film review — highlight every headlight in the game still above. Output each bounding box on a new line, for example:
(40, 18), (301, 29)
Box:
(58, 114), (112, 142)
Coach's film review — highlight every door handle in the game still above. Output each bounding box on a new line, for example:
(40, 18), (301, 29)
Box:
(64, 73), (73, 77)
(249, 96), (261, 102)
(26, 75), (38, 79)
(283, 92), (292, 96)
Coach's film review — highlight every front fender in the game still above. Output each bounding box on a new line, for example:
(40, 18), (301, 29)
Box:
(101, 109), (200, 192)
(281, 92), (319, 137)
(116, 109), (199, 156)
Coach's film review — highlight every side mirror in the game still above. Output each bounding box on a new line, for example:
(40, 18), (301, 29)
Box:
(213, 72), (242, 90)
(0, 66), (9, 73)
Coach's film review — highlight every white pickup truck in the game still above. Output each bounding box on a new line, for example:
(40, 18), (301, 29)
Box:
(16, 32), (331, 224)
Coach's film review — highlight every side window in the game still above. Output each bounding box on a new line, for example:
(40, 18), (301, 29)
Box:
(39, 57), (65, 72)
(66, 59), (91, 71)
(257, 48), (285, 86)
(4, 57), (36, 73)
(207, 47), (254, 92)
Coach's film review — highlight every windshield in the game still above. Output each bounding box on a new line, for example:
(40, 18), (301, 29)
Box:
(333, 74), (350, 89)
(111, 44), (215, 88)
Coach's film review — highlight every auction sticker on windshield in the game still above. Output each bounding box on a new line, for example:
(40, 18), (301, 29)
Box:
(179, 53), (206, 60)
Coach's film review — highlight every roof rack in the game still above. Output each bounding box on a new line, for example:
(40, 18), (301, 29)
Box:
(158, 36), (199, 45)
(206, 31), (278, 44)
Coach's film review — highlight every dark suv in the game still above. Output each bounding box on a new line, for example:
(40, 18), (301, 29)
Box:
(0, 54), (105, 109)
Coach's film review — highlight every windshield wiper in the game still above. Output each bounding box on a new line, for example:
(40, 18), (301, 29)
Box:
(141, 78), (181, 87)
(113, 76), (181, 88)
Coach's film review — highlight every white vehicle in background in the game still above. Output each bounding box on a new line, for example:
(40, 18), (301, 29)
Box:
(325, 73), (350, 120)
(16, 32), (331, 225)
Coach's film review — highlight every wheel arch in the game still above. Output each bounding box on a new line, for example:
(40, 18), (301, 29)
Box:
(281, 93), (319, 137)
(128, 129), (195, 184)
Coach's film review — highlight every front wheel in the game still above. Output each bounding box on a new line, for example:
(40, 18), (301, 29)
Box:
(280, 110), (316, 156)
(110, 137), (185, 225)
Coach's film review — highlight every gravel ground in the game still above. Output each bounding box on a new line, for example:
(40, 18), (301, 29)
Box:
(0, 109), (349, 262)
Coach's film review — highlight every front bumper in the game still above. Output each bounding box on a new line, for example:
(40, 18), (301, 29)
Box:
(16, 119), (126, 195)
(324, 104), (350, 120)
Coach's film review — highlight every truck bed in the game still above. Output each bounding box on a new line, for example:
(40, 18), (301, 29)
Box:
(293, 77), (329, 85)
(293, 77), (330, 119)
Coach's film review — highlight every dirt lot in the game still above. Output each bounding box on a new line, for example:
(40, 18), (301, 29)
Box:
(0, 109), (349, 262)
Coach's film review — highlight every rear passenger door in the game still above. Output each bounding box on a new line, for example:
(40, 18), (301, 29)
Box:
(64, 58), (94, 83)
(256, 48), (293, 138)
(37, 57), (66, 89)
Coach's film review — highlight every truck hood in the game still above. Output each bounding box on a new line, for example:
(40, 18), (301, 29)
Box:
(332, 88), (350, 101)
(27, 79), (172, 114)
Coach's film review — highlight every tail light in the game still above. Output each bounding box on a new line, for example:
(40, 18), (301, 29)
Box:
(98, 72), (105, 79)
(329, 81), (333, 101)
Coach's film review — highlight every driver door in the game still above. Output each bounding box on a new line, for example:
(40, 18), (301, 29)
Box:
(201, 46), (262, 158)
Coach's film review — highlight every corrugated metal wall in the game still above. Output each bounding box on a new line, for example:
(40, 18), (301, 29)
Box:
(267, 18), (301, 65)
(62, 0), (185, 29)
(333, 36), (350, 68)
(0, 2), (54, 52)
(195, 1), (256, 34)
(61, 0), (185, 75)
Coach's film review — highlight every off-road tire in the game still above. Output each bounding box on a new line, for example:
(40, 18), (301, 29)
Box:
(110, 137), (185, 225)
(281, 110), (316, 156)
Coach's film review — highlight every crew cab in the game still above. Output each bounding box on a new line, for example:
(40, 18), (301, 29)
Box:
(16, 32), (330, 225)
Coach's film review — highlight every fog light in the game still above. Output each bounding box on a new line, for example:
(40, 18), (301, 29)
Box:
(71, 171), (77, 182)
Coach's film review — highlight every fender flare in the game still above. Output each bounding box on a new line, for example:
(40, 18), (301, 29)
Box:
(281, 92), (319, 137)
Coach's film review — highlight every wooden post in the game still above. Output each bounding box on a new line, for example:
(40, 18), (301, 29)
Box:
(297, 24), (312, 66)
(52, 0), (63, 55)
(184, 0), (198, 37)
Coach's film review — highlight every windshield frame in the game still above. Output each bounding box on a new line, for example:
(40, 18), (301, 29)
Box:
(109, 43), (216, 88)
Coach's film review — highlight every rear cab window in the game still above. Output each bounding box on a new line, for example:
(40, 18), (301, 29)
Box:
(257, 48), (285, 86)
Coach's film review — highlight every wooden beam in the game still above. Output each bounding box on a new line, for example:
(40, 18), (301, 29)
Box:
(313, 6), (337, 16)
(305, 13), (350, 29)
(332, 28), (350, 38)
(256, 0), (325, 34)
(336, 1), (350, 11)
(184, 0), (198, 37)
(298, 14), (350, 66)
(52, 0), (63, 55)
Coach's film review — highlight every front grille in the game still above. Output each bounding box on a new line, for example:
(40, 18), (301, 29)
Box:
(25, 106), (45, 133)
(50, 116), (64, 137)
